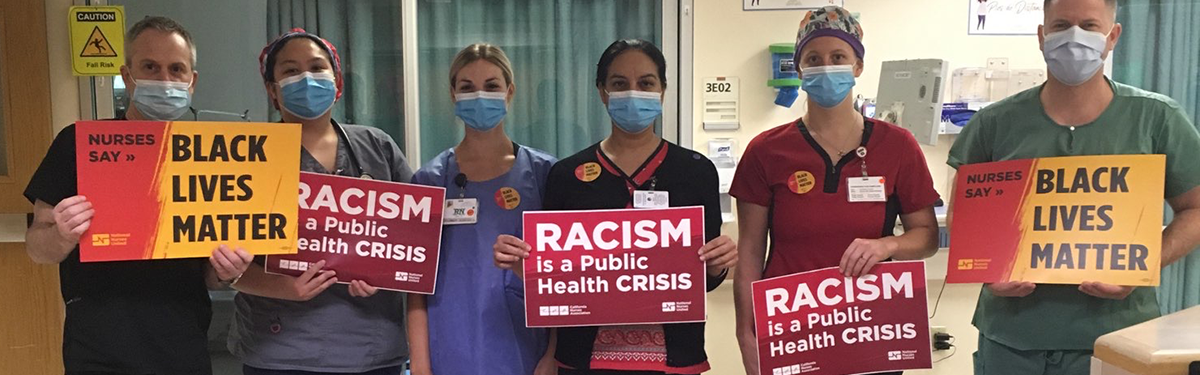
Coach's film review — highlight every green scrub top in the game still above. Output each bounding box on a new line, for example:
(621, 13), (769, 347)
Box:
(948, 78), (1200, 350)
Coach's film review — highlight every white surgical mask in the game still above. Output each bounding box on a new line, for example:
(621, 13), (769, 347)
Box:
(131, 80), (192, 120)
(1043, 26), (1109, 86)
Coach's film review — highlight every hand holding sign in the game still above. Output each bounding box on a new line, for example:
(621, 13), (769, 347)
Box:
(494, 234), (531, 274)
(1079, 281), (1135, 300)
(348, 280), (380, 298)
(210, 245), (253, 283)
(289, 260), (337, 301)
(839, 238), (897, 277)
(53, 195), (94, 246)
(986, 281), (1036, 298)
(699, 235), (738, 276)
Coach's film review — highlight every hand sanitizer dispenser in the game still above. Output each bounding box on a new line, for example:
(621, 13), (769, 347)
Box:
(708, 139), (738, 223)
(769, 43), (802, 108)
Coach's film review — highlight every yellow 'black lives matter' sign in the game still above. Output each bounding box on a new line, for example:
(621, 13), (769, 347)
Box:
(75, 121), (301, 261)
(949, 155), (1165, 286)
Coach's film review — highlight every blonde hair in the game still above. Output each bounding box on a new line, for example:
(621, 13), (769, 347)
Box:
(449, 43), (515, 89)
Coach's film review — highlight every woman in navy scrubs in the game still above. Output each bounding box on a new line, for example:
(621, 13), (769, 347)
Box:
(495, 39), (737, 375)
(407, 43), (556, 375)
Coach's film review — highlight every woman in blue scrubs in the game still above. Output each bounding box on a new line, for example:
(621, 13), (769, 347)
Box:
(407, 43), (556, 375)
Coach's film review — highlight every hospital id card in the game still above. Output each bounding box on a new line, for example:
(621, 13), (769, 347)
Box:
(444, 198), (478, 225)
(847, 177), (887, 203)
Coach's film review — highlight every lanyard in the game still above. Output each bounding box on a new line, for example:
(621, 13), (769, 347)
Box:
(856, 146), (868, 177)
(594, 142), (669, 208)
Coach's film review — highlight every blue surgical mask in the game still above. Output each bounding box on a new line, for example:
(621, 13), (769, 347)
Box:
(454, 91), (508, 132)
(606, 90), (662, 134)
(801, 65), (857, 108)
(131, 79), (192, 121)
(1043, 26), (1108, 86)
(278, 72), (337, 120)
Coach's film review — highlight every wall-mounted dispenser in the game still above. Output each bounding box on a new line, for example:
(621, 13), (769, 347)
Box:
(768, 43), (801, 108)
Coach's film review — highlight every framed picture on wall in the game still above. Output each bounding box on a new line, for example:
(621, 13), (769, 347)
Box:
(969, 0), (1044, 35)
(744, 0), (844, 11)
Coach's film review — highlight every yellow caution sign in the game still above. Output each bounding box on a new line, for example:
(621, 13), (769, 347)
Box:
(69, 6), (124, 76)
(80, 26), (118, 57)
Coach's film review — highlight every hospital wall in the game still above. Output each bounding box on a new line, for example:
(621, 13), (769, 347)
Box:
(690, 1), (1047, 374)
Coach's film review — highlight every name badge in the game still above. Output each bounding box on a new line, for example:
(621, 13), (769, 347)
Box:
(444, 198), (478, 225)
(633, 190), (669, 209)
(847, 177), (887, 203)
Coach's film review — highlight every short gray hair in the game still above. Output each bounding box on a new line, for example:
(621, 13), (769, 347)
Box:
(1043, 0), (1118, 19)
(125, 16), (197, 68)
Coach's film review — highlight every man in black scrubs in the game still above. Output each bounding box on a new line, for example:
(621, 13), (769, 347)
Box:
(24, 16), (250, 375)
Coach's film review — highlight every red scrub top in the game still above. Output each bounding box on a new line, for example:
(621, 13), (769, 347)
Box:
(730, 118), (939, 278)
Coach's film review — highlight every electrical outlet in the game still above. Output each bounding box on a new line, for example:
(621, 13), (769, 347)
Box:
(930, 326), (953, 351)
(930, 326), (947, 337)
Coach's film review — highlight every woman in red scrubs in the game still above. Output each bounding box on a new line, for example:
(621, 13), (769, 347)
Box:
(730, 7), (940, 375)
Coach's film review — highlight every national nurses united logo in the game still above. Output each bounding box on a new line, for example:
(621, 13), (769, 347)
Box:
(495, 187), (521, 210)
(92, 234), (110, 246)
(957, 258), (990, 271)
(91, 233), (129, 247)
(887, 350), (919, 361)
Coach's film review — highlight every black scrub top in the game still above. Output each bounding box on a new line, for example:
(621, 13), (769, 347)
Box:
(25, 122), (213, 375)
(543, 139), (726, 369)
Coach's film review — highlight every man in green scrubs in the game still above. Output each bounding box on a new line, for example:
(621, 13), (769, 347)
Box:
(948, 0), (1200, 374)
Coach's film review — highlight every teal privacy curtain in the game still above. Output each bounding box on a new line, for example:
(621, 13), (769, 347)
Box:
(1114, 0), (1200, 314)
(416, 0), (662, 162)
(267, 0), (406, 146)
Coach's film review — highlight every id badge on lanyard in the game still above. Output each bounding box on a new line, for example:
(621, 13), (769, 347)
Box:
(633, 177), (669, 209)
(444, 173), (479, 225)
(444, 198), (479, 224)
(847, 146), (887, 203)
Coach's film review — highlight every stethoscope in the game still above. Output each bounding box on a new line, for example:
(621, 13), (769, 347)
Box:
(331, 120), (371, 180)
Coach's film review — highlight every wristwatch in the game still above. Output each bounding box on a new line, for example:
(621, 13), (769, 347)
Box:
(220, 272), (244, 288)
